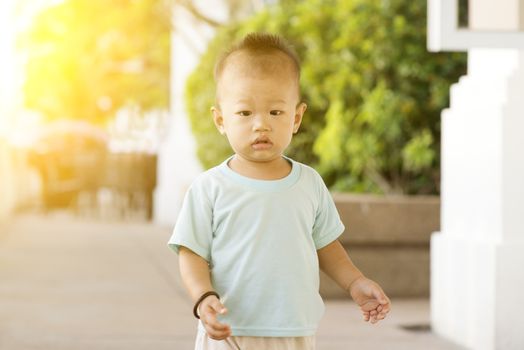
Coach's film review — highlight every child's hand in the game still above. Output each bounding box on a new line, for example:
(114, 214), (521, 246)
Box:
(198, 295), (232, 340)
(348, 276), (391, 324)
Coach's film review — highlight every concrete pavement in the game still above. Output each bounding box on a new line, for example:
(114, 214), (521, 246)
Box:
(0, 213), (465, 349)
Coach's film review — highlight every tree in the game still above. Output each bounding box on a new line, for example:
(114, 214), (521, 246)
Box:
(185, 0), (467, 194)
(19, 0), (171, 125)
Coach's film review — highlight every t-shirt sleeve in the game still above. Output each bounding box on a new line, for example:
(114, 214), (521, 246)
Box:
(167, 181), (213, 261)
(311, 173), (345, 250)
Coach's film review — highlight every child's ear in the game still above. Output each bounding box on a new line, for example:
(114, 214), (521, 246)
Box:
(293, 102), (307, 134)
(211, 106), (225, 135)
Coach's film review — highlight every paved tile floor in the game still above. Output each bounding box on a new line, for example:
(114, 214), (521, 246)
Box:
(0, 213), (466, 350)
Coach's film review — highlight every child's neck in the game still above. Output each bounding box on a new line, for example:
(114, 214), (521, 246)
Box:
(228, 155), (291, 180)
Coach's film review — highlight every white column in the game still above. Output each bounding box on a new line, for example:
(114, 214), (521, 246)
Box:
(431, 48), (524, 350)
(154, 2), (227, 226)
(431, 1), (524, 348)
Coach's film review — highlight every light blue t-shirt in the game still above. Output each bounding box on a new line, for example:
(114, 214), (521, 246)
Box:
(168, 156), (345, 337)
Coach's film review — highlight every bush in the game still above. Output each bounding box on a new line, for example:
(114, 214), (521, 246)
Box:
(185, 0), (467, 194)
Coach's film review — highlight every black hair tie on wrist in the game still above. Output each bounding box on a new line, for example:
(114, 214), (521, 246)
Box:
(193, 291), (220, 319)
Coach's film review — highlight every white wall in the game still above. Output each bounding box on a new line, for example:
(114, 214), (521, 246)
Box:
(470, 0), (524, 30)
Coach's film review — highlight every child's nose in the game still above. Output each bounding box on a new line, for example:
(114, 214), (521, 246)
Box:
(252, 114), (271, 131)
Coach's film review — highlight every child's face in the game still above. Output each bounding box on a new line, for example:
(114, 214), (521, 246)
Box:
(212, 52), (307, 166)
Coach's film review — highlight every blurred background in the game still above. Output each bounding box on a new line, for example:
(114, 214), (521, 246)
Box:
(1, 0), (171, 221)
(0, 0), (467, 222)
(0, 0), (484, 349)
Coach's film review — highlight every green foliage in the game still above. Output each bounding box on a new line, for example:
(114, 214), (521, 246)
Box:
(185, 0), (467, 194)
(19, 0), (171, 125)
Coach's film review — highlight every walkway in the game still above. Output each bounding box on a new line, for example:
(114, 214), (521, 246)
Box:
(0, 213), (465, 349)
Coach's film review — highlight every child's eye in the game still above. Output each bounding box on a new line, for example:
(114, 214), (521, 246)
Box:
(270, 110), (283, 116)
(237, 111), (251, 117)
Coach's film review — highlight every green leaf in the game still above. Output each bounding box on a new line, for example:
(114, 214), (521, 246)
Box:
(402, 129), (436, 172)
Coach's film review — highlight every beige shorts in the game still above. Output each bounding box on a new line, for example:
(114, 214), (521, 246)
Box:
(194, 330), (316, 350)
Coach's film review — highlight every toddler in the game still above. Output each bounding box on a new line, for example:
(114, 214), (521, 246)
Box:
(168, 32), (391, 350)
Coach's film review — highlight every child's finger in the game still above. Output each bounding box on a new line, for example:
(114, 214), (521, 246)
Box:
(202, 315), (231, 340)
(207, 317), (231, 331)
(208, 298), (228, 315)
(205, 325), (231, 341)
(371, 313), (379, 324)
(200, 298), (231, 335)
(202, 309), (230, 330)
(373, 311), (388, 323)
(379, 301), (391, 314)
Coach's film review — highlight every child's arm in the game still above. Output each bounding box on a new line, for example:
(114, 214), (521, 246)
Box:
(317, 240), (391, 324)
(179, 246), (231, 340)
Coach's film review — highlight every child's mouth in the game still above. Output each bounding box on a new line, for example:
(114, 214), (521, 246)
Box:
(252, 139), (272, 150)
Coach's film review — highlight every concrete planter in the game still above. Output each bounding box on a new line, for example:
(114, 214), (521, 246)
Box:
(320, 193), (440, 299)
